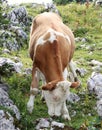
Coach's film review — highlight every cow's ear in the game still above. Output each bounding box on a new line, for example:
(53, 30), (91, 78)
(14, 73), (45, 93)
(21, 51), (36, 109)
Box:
(70, 82), (80, 88)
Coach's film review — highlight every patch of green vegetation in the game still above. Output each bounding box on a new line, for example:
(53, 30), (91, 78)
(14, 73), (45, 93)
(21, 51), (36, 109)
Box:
(25, 4), (44, 18)
(5, 74), (48, 129)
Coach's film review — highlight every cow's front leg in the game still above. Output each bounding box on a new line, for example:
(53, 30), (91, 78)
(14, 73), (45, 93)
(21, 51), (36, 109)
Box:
(62, 102), (71, 120)
(27, 66), (39, 113)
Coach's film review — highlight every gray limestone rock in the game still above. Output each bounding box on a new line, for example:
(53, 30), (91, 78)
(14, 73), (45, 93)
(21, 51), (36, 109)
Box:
(0, 110), (20, 130)
(35, 118), (50, 130)
(0, 57), (23, 74)
(0, 87), (20, 120)
(87, 72), (102, 117)
(67, 92), (80, 103)
(8, 7), (29, 25)
(87, 72), (102, 95)
(97, 99), (102, 117)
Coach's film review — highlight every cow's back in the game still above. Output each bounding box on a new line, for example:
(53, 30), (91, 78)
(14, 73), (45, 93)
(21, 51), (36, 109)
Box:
(29, 12), (75, 82)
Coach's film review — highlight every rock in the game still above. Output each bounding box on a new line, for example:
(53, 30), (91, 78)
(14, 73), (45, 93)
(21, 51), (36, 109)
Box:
(2, 48), (10, 54)
(75, 37), (82, 42)
(0, 83), (9, 92)
(8, 6), (30, 25)
(35, 118), (50, 130)
(16, 28), (27, 39)
(80, 44), (86, 48)
(1, 0), (8, 4)
(0, 86), (20, 120)
(97, 92), (102, 100)
(90, 59), (102, 66)
(0, 4), (31, 52)
(71, 110), (77, 117)
(24, 68), (32, 75)
(0, 27), (27, 51)
(0, 57), (23, 74)
(76, 68), (87, 77)
(67, 92), (80, 103)
(9, 25), (27, 39)
(87, 72), (102, 117)
(95, 0), (102, 6)
(92, 65), (102, 72)
(13, 57), (20, 62)
(89, 51), (93, 55)
(0, 29), (20, 51)
(42, 2), (60, 15)
(81, 38), (87, 43)
(87, 72), (102, 95)
(35, 118), (74, 130)
(97, 99), (102, 117)
(51, 121), (65, 128)
(0, 110), (5, 119)
(4, 39), (20, 51)
(0, 110), (20, 130)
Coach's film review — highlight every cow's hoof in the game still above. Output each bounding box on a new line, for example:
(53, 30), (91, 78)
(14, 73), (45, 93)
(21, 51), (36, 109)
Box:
(40, 97), (45, 102)
(62, 114), (71, 120)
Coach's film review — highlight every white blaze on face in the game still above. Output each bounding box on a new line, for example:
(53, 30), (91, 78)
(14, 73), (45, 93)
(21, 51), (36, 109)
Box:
(43, 81), (71, 117)
(34, 28), (71, 57)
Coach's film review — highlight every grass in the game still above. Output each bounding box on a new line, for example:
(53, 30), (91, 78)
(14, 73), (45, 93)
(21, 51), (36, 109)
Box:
(1, 3), (102, 130)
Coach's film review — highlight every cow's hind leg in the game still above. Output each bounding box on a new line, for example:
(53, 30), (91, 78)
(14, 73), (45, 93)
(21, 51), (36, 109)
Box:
(69, 60), (78, 82)
(27, 65), (39, 113)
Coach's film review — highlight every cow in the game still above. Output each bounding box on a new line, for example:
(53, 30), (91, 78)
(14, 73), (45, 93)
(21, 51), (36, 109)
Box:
(27, 12), (79, 120)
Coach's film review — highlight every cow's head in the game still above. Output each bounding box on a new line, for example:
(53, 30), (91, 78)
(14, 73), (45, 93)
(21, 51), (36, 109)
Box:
(42, 81), (79, 118)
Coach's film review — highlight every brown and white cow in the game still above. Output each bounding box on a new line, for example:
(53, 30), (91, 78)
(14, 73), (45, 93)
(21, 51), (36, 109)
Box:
(27, 12), (79, 120)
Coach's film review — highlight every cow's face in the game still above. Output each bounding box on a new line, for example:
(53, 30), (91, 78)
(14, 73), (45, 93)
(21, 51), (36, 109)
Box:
(43, 81), (71, 117)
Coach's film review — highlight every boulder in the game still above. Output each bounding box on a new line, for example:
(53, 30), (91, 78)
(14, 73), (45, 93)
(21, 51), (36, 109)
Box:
(90, 60), (102, 66)
(9, 25), (27, 39)
(89, 60), (102, 72)
(0, 57), (23, 75)
(7, 6), (31, 26)
(96, 99), (102, 117)
(35, 118), (50, 130)
(35, 118), (74, 130)
(0, 110), (20, 130)
(87, 72), (102, 95)
(95, 0), (102, 6)
(0, 5), (31, 51)
(87, 72), (102, 118)
(67, 92), (80, 103)
(0, 85), (20, 120)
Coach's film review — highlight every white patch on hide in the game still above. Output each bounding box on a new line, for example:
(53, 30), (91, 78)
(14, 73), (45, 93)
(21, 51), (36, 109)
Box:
(34, 28), (71, 57)
(48, 32), (56, 43)
(48, 28), (71, 44)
